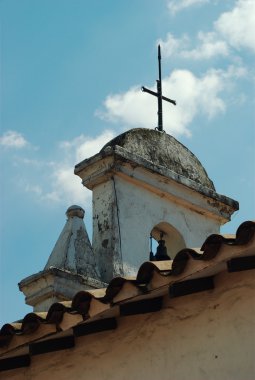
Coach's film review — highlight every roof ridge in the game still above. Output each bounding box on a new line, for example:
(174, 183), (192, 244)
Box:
(1, 220), (254, 358)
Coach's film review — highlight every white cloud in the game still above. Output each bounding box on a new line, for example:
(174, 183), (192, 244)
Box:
(21, 163), (88, 206)
(21, 130), (116, 207)
(24, 184), (43, 196)
(215, 0), (255, 53)
(18, 158), (55, 167)
(158, 33), (189, 58)
(23, 167), (85, 205)
(158, 32), (229, 60)
(21, 166), (85, 205)
(46, 166), (90, 205)
(0, 130), (28, 148)
(97, 68), (233, 137)
(59, 130), (115, 163)
(46, 130), (116, 205)
(182, 32), (229, 59)
(168, 0), (209, 15)
(162, 1), (255, 61)
(219, 64), (247, 79)
(96, 86), (159, 130)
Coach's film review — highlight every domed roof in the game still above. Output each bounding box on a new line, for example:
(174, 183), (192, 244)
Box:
(101, 128), (215, 190)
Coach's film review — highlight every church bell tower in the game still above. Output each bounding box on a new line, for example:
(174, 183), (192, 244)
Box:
(19, 45), (238, 312)
(75, 128), (238, 283)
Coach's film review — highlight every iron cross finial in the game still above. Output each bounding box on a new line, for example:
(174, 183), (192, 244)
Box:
(141, 45), (176, 132)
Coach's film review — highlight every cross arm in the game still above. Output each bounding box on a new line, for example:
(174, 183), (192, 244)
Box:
(141, 86), (176, 106)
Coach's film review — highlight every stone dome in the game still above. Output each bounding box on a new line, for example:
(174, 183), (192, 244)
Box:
(101, 128), (215, 190)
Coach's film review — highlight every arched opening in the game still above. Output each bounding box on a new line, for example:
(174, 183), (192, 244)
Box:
(149, 222), (186, 260)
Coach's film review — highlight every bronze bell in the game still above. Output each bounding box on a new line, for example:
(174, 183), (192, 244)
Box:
(154, 238), (170, 261)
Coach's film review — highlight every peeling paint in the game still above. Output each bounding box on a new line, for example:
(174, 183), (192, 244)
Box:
(102, 239), (109, 248)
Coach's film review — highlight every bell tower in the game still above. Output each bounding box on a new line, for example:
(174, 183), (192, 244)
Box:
(75, 128), (238, 283)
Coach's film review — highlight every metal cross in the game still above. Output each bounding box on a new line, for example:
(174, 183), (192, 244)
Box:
(141, 45), (176, 132)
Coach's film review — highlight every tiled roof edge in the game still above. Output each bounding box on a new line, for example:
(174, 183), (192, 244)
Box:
(1, 220), (254, 352)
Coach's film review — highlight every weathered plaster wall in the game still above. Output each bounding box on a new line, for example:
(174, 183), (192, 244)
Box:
(92, 179), (123, 281)
(99, 173), (220, 278)
(19, 206), (104, 312)
(76, 145), (237, 282)
(5, 270), (254, 380)
(116, 172), (219, 241)
(100, 128), (216, 191)
(44, 215), (96, 277)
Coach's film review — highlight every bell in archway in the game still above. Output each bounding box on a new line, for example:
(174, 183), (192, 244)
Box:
(154, 233), (170, 261)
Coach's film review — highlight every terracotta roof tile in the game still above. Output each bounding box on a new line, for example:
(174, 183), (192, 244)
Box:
(0, 220), (255, 371)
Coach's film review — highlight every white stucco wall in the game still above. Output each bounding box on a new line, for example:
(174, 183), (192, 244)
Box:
(4, 269), (254, 380)
(115, 174), (220, 275)
(91, 169), (221, 281)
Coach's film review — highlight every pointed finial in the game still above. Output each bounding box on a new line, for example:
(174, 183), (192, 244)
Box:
(66, 205), (85, 219)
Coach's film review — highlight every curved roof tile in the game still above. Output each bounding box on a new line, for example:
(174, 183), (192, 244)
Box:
(0, 220), (254, 355)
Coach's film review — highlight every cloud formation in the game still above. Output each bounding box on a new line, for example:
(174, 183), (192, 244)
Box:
(59, 130), (115, 163)
(0, 130), (28, 149)
(97, 66), (243, 136)
(215, 0), (255, 53)
(162, 1), (255, 59)
(168, 0), (209, 15)
(19, 130), (116, 207)
(4, 1), (253, 212)
(158, 32), (229, 60)
(20, 167), (90, 205)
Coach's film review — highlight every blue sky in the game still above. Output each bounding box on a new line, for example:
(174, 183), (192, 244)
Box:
(0, 0), (254, 325)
